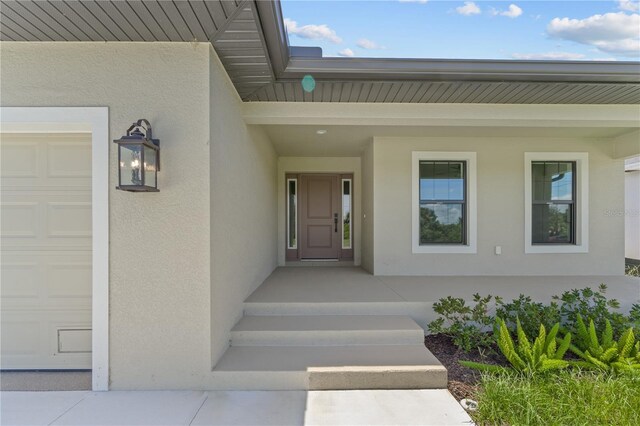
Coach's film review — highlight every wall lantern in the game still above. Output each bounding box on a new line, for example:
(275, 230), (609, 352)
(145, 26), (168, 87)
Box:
(114, 119), (160, 192)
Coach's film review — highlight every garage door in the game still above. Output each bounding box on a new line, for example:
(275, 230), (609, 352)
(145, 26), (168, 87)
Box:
(1, 133), (92, 369)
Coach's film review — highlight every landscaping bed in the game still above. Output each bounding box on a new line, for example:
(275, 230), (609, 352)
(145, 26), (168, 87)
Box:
(424, 333), (503, 400)
(423, 284), (640, 425)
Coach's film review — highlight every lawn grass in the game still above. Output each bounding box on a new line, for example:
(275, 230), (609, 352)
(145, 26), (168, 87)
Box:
(472, 370), (640, 426)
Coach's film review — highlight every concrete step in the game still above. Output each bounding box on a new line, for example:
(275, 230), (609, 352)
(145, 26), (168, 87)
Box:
(230, 315), (425, 346)
(211, 345), (447, 390)
(244, 301), (426, 316)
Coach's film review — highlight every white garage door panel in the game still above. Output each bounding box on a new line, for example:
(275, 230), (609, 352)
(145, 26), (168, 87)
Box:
(0, 311), (92, 369)
(1, 134), (92, 188)
(1, 133), (92, 370)
(2, 252), (92, 310)
(2, 192), (91, 250)
(0, 141), (39, 178)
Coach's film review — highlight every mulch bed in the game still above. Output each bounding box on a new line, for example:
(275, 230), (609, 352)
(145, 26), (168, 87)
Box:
(424, 333), (508, 401)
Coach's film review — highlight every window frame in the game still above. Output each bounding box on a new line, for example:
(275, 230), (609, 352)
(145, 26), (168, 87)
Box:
(531, 161), (576, 245)
(524, 152), (589, 254)
(341, 178), (352, 250)
(286, 177), (297, 250)
(412, 151), (477, 254)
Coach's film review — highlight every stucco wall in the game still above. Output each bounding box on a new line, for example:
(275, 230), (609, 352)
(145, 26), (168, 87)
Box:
(626, 169), (640, 261)
(373, 136), (625, 276)
(361, 142), (375, 273)
(1, 42), (212, 388)
(277, 157), (362, 266)
(209, 47), (278, 365)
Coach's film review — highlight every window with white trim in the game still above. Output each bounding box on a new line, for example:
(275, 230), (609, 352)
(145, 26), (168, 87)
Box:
(525, 153), (589, 254)
(412, 152), (477, 254)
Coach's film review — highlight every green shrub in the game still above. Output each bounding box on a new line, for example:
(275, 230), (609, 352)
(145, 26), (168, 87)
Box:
(630, 304), (640, 335)
(460, 318), (571, 374)
(569, 314), (640, 373)
(553, 284), (628, 339)
(427, 294), (496, 353)
(429, 284), (638, 355)
(495, 294), (560, 339)
(625, 263), (640, 277)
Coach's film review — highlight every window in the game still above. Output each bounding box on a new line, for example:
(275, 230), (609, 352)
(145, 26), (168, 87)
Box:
(287, 178), (297, 249)
(419, 161), (466, 244)
(531, 161), (575, 244)
(342, 179), (352, 249)
(412, 152), (477, 254)
(525, 153), (589, 254)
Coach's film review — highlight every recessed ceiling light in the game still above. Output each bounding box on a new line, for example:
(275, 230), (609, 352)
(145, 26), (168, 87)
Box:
(316, 129), (327, 135)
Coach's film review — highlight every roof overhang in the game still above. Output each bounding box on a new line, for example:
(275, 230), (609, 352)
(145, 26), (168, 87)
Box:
(1, 0), (639, 103)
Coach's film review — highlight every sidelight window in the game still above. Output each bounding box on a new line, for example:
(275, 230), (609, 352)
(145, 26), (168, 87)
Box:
(342, 179), (352, 249)
(287, 178), (297, 249)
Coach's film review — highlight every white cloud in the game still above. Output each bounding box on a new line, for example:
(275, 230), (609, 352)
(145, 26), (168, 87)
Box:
(456, 2), (481, 16)
(618, 0), (640, 12)
(592, 38), (640, 56)
(337, 48), (355, 57)
(547, 12), (640, 57)
(284, 18), (342, 44)
(499, 4), (523, 18)
(357, 38), (384, 49)
(511, 52), (587, 60)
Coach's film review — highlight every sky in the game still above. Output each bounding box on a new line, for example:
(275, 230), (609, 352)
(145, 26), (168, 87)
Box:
(281, 0), (640, 60)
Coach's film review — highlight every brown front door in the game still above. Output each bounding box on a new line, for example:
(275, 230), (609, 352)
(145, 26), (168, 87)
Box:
(299, 174), (341, 259)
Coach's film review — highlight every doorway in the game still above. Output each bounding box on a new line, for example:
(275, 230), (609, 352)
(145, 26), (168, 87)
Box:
(286, 173), (354, 261)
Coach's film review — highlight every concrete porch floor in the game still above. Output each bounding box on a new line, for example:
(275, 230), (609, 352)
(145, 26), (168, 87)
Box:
(246, 267), (640, 326)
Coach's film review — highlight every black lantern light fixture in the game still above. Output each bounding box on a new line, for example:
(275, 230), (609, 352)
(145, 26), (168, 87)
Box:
(114, 119), (160, 192)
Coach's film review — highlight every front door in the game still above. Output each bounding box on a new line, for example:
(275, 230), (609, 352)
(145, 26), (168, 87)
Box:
(299, 174), (341, 259)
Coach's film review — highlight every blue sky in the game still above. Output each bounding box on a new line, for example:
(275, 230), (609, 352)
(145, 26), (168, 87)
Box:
(281, 1), (640, 60)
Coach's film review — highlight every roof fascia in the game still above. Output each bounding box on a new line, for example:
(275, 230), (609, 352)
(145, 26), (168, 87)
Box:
(259, 1), (640, 84)
(254, 0), (290, 78)
(282, 56), (640, 83)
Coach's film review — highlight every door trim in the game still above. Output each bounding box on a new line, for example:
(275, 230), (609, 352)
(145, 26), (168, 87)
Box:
(285, 172), (354, 261)
(1, 107), (109, 391)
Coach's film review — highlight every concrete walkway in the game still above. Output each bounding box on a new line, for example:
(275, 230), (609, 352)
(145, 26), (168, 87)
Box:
(1, 389), (473, 425)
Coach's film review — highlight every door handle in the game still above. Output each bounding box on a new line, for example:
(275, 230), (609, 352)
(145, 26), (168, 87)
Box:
(334, 213), (338, 232)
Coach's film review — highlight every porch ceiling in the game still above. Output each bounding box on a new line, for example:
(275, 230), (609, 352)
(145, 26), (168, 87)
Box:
(1, 1), (639, 104)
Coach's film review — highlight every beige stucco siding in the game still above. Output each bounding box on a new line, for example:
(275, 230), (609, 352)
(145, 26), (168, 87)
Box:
(209, 47), (278, 365)
(1, 42), (279, 388)
(361, 142), (375, 273)
(1, 42), (212, 388)
(373, 136), (625, 276)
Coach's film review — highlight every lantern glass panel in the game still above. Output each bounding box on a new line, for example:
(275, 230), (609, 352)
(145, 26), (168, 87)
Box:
(120, 145), (143, 186)
(144, 146), (157, 188)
